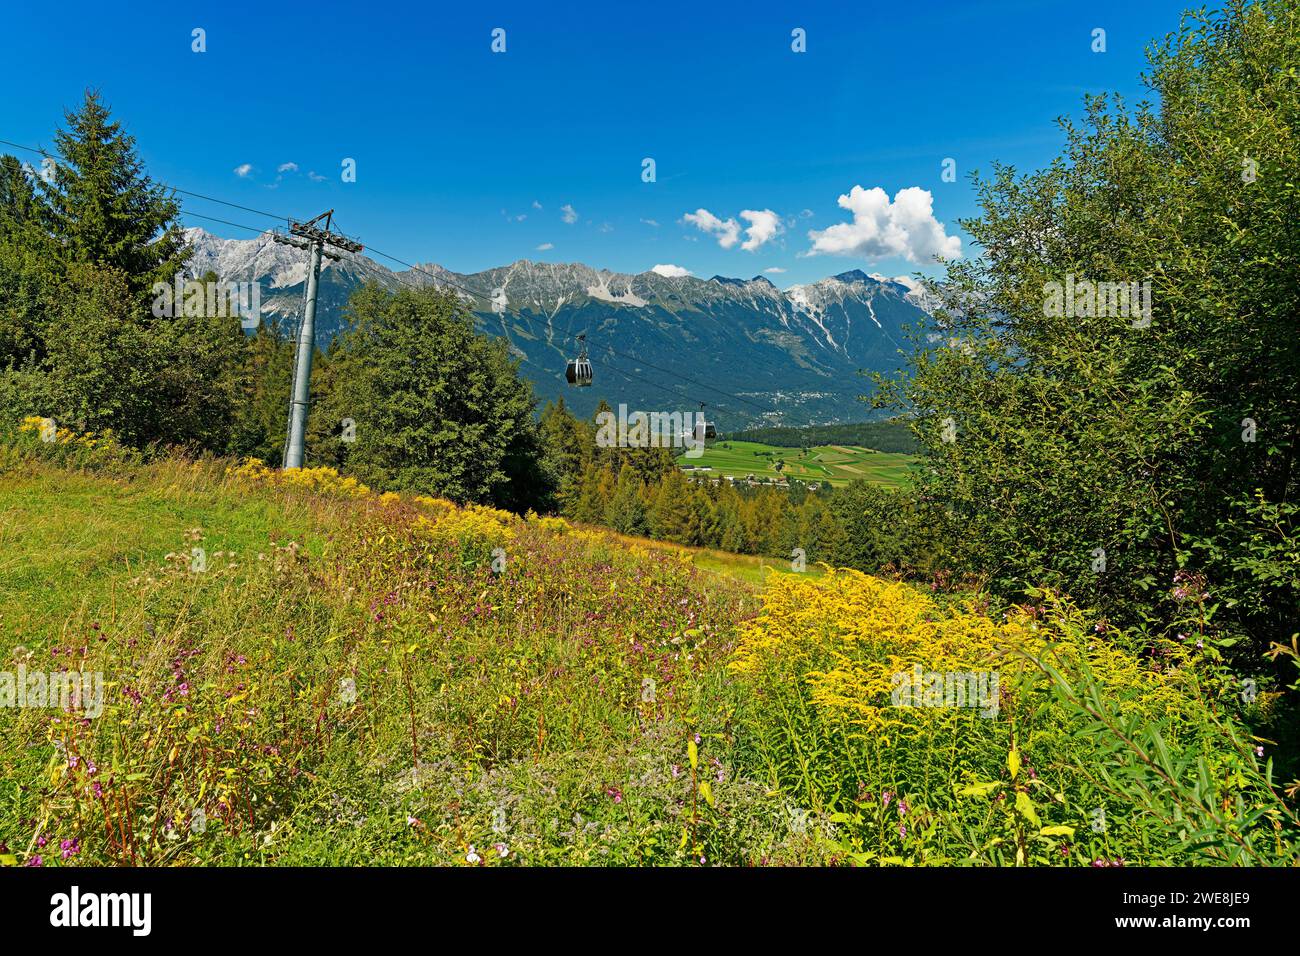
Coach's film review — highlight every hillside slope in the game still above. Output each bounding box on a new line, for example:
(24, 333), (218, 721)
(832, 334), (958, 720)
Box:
(1, 447), (1287, 866)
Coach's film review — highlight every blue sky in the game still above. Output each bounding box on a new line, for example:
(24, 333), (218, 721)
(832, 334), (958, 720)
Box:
(0, 0), (1215, 285)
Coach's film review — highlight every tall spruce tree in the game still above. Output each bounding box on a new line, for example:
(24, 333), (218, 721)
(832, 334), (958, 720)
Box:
(38, 90), (188, 293)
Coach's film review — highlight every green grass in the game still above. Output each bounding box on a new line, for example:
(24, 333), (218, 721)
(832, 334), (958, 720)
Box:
(594, 525), (827, 585)
(0, 461), (324, 649)
(3, 446), (1291, 869)
(0, 455), (805, 867)
(675, 440), (918, 489)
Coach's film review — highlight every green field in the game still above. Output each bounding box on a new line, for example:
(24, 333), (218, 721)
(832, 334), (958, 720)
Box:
(676, 440), (918, 489)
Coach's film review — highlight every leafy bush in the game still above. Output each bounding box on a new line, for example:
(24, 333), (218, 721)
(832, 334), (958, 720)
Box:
(0, 414), (143, 473)
(727, 570), (1298, 864)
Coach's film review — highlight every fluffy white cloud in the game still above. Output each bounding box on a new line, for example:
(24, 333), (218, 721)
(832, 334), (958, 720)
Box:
(806, 186), (960, 264)
(764, 266), (787, 274)
(532, 200), (543, 209)
(233, 163), (253, 178)
(651, 263), (692, 277)
(277, 162), (299, 173)
(536, 242), (554, 251)
(682, 207), (782, 251)
(681, 208), (741, 248)
(561, 203), (578, 224)
(740, 209), (782, 251)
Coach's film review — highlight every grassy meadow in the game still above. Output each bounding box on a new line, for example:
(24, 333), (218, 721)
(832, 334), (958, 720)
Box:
(0, 429), (1296, 867)
(676, 440), (918, 489)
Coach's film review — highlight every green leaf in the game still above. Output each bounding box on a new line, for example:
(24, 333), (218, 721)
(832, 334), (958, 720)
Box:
(956, 781), (1002, 797)
(1015, 790), (1040, 827)
(1038, 825), (1075, 837)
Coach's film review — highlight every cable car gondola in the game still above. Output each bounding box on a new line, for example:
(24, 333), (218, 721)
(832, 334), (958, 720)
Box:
(694, 402), (717, 442)
(565, 334), (593, 387)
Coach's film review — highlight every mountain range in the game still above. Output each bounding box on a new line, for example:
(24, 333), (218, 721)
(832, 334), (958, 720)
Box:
(183, 227), (934, 429)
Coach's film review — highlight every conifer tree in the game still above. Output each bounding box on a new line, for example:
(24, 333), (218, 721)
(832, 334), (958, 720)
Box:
(38, 90), (188, 294)
(649, 467), (693, 543)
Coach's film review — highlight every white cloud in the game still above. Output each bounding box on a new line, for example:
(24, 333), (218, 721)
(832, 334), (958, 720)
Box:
(806, 185), (961, 264)
(536, 242), (554, 251)
(764, 266), (787, 274)
(532, 200), (543, 210)
(683, 207), (782, 251)
(561, 203), (578, 224)
(307, 171), (325, 182)
(277, 162), (299, 173)
(651, 263), (692, 278)
(740, 209), (782, 251)
(233, 164), (253, 178)
(640, 218), (660, 228)
(682, 208), (741, 248)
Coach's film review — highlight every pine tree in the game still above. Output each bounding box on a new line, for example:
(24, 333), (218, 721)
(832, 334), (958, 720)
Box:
(38, 90), (188, 293)
(572, 463), (615, 524)
(229, 318), (295, 463)
(0, 155), (42, 236)
(605, 465), (648, 536)
(0, 156), (55, 369)
(540, 398), (592, 511)
(718, 501), (747, 553)
(649, 467), (693, 543)
(684, 486), (718, 547)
